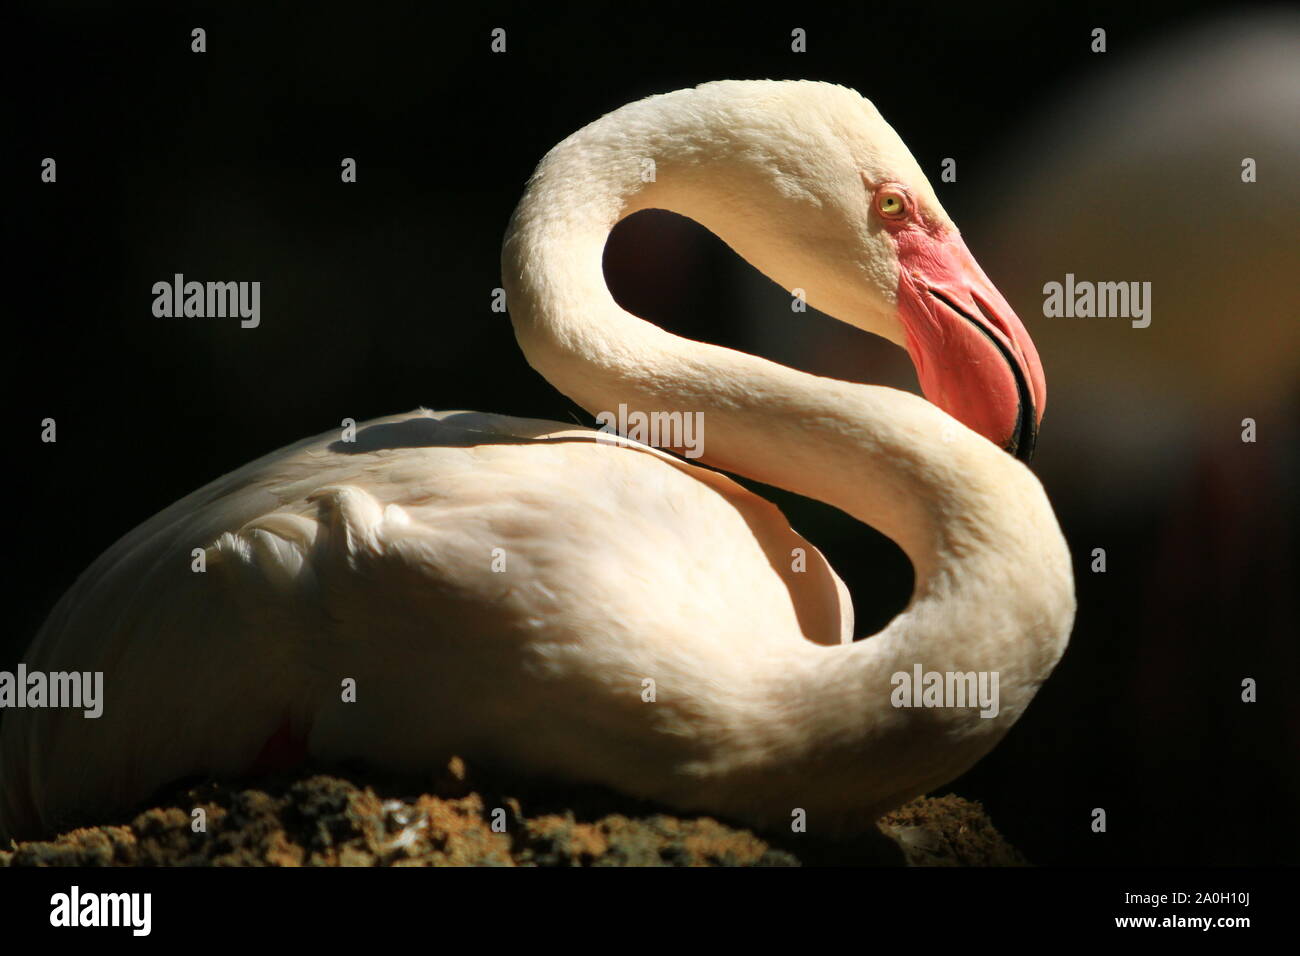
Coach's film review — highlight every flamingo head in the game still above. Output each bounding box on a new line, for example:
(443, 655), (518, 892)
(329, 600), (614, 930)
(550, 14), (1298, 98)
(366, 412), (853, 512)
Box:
(696, 81), (1046, 460)
(840, 94), (1046, 461)
(871, 183), (1046, 461)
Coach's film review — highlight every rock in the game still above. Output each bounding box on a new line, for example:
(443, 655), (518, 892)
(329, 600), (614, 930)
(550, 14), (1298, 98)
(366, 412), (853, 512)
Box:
(0, 760), (1025, 866)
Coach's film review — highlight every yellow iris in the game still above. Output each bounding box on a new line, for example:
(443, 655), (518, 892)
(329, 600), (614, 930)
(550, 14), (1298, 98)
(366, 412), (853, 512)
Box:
(877, 192), (905, 217)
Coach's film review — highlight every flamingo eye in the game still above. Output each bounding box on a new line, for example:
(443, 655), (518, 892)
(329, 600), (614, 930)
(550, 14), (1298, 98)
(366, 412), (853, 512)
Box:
(875, 187), (909, 220)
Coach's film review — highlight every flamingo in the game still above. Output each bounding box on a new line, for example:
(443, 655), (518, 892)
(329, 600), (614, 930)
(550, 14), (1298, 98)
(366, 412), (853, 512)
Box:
(0, 80), (1074, 842)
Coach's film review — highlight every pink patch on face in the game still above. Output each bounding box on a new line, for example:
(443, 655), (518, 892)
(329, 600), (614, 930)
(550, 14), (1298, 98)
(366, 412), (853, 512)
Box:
(890, 224), (1046, 458)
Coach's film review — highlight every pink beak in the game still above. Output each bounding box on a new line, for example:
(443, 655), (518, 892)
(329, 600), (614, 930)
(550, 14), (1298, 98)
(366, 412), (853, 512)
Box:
(893, 228), (1046, 460)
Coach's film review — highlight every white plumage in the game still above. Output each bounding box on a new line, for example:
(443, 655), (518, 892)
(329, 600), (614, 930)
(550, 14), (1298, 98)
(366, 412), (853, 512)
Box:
(1, 81), (1074, 841)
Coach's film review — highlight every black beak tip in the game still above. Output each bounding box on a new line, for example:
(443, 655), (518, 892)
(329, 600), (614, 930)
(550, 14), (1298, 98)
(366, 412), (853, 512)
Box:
(1007, 404), (1038, 462)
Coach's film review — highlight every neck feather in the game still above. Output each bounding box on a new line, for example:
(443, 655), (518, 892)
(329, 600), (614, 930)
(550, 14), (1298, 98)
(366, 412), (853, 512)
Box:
(500, 91), (1074, 822)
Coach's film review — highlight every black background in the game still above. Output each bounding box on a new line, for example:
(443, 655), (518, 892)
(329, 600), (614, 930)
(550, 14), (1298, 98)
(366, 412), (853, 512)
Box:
(7, 0), (1297, 866)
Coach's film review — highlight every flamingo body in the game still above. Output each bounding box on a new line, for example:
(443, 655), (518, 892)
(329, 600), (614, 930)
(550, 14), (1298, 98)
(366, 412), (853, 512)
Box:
(1, 80), (1075, 841)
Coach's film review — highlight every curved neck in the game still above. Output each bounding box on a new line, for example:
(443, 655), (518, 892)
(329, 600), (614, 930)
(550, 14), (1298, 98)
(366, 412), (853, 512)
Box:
(502, 94), (982, 580)
(499, 94), (1074, 819)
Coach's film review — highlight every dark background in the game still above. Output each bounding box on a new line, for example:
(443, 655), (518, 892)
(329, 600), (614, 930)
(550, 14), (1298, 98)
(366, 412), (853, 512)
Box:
(7, 0), (1297, 865)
